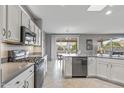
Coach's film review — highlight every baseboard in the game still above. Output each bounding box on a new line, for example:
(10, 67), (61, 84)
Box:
(87, 75), (96, 78)
(88, 76), (124, 87)
(64, 75), (124, 87)
(64, 76), (72, 78)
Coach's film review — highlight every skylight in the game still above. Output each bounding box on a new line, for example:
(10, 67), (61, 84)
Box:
(87, 5), (107, 11)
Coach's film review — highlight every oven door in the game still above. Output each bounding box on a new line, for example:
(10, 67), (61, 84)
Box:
(34, 63), (44, 88)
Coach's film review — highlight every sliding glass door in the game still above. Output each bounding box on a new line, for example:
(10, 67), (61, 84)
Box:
(56, 37), (78, 55)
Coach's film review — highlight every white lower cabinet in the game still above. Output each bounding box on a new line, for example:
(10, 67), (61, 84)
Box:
(3, 65), (34, 88)
(97, 62), (110, 79)
(24, 73), (34, 88)
(111, 63), (124, 83)
(96, 58), (124, 84)
(88, 57), (97, 76)
(63, 57), (72, 77)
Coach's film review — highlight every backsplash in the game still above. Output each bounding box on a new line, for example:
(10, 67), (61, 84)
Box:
(0, 42), (41, 58)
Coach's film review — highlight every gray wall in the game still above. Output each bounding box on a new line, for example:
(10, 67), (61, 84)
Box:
(46, 34), (51, 61)
(79, 34), (124, 56)
(46, 34), (124, 60)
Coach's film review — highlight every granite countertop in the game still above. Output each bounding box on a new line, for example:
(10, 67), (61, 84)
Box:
(1, 62), (34, 85)
(62, 54), (124, 60)
(95, 56), (124, 60)
(61, 54), (81, 57)
(88, 55), (124, 60)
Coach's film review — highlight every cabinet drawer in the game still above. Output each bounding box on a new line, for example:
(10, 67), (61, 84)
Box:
(3, 65), (34, 88)
(24, 65), (34, 76)
(3, 79), (24, 88)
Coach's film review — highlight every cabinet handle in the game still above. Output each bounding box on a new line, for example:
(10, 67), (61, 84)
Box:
(30, 70), (32, 72)
(7, 30), (11, 38)
(23, 85), (26, 88)
(16, 81), (20, 84)
(111, 64), (112, 68)
(23, 82), (26, 88)
(27, 81), (29, 88)
(2, 28), (6, 36)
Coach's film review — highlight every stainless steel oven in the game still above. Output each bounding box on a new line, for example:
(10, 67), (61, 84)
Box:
(8, 50), (45, 88)
(34, 58), (44, 88)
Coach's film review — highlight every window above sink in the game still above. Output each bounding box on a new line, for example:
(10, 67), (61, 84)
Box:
(97, 37), (124, 57)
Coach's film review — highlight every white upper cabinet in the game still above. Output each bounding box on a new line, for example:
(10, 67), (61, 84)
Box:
(38, 29), (41, 46)
(0, 5), (41, 45)
(34, 25), (39, 45)
(29, 20), (35, 32)
(34, 25), (41, 46)
(7, 5), (21, 42)
(21, 11), (30, 29)
(0, 5), (7, 41)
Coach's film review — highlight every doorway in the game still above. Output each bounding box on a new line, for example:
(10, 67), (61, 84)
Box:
(56, 36), (79, 61)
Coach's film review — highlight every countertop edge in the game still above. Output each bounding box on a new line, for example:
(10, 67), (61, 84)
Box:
(2, 63), (34, 87)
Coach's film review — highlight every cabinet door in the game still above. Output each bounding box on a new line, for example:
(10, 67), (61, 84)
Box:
(29, 20), (35, 32)
(25, 73), (34, 88)
(7, 5), (21, 42)
(97, 62), (109, 79)
(38, 29), (41, 45)
(43, 55), (47, 76)
(64, 57), (72, 77)
(111, 63), (124, 83)
(34, 25), (39, 45)
(0, 64), (1, 87)
(0, 5), (7, 40)
(21, 11), (30, 28)
(88, 57), (96, 76)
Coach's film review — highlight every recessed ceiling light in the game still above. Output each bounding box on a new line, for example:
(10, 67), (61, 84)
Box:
(87, 5), (107, 11)
(105, 10), (112, 15)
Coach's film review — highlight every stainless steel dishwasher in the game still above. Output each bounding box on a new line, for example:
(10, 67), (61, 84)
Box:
(72, 57), (87, 77)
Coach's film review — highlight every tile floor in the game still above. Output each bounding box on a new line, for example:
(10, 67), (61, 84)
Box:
(43, 60), (123, 88)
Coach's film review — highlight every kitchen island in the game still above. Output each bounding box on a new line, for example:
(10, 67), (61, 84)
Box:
(62, 54), (87, 78)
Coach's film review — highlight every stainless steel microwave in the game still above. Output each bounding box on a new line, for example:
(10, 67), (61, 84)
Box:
(21, 26), (36, 45)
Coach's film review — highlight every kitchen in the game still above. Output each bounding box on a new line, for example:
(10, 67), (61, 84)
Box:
(0, 5), (47, 88)
(1, 5), (124, 88)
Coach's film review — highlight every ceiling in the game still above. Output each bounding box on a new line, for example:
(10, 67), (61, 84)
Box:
(27, 5), (124, 34)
